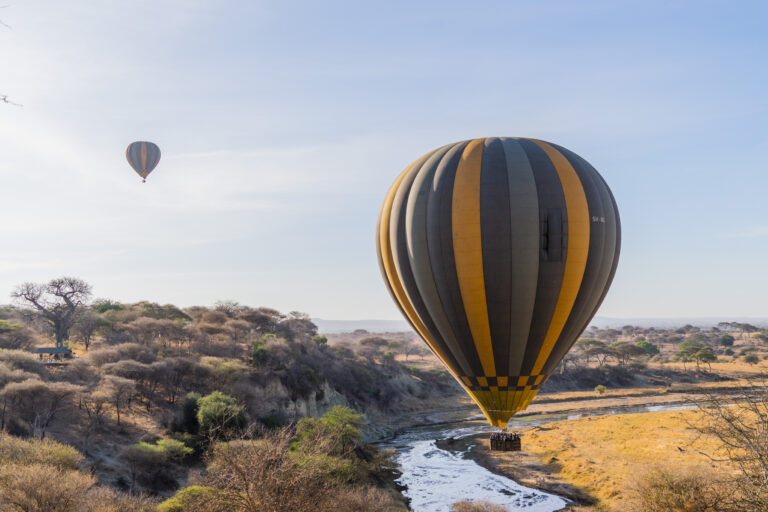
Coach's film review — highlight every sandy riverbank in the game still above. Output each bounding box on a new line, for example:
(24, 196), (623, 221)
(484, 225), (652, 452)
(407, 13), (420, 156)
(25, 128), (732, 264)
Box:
(430, 381), (757, 511)
(449, 406), (739, 511)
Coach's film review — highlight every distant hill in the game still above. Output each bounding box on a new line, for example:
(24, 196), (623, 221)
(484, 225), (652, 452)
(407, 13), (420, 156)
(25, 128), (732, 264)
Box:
(312, 318), (410, 334)
(314, 316), (768, 334)
(591, 317), (768, 329)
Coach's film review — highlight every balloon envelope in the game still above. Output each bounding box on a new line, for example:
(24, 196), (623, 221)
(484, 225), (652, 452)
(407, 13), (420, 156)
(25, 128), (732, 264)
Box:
(377, 137), (620, 426)
(126, 141), (161, 181)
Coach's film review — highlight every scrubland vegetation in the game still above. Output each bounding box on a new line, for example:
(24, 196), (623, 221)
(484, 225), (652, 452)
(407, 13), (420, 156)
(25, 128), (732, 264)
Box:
(0, 407), (405, 512)
(0, 276), (456, 509)
(4, 277), (768, 511)
(156, 406), (406, 511)
(543, 322), (768, 393)
(0, 432), (155, 511)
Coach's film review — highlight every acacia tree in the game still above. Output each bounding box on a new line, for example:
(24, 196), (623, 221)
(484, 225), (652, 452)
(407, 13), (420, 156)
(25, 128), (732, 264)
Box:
(586, 343), (614, 367)
(692, 348), (717, 372)
(72, 309), (107, 351)
(677, 339), (708, 372)
(611, 341), (647, 365)
(399, 339), (422, 361)
(12, 277), (92, 347)
(576, 338), (604, 364)
(99, 375), (135, 426)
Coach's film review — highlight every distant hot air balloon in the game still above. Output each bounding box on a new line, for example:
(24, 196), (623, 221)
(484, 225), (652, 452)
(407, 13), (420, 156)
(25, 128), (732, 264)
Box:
(126, 141), (161, 182)
(377, 138), (620, 427)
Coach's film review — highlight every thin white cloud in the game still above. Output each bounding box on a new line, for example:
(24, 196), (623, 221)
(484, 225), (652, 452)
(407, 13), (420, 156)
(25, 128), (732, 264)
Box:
(723, 226), (768, 238)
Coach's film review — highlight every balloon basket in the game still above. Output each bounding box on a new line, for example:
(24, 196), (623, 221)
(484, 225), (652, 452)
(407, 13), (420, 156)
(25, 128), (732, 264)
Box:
(490, 431), (521, 452)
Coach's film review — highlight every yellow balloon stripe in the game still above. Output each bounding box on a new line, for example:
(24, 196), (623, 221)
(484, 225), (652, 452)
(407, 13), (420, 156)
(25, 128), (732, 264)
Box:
(451, 139), (497, 378)
(140, 142), (148, 176)
(528, 139), (590, 376)
(379, 157), (493, 422)
(379, 163), (448, 365)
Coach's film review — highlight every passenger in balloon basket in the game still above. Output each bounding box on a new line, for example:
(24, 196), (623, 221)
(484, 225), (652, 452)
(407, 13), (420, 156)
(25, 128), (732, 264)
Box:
(489, 430), (521, 452)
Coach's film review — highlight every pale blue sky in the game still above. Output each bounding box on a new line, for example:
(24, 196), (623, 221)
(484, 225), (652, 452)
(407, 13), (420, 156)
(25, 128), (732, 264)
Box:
(1, 1), (767, 319)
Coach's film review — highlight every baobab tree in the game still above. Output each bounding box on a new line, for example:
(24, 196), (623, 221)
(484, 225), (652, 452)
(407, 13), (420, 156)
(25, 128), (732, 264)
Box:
(12, 277), (92, 347)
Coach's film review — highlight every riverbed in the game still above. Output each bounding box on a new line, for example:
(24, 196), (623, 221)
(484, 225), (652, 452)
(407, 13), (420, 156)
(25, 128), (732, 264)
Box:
(383, 403), (698, 511)
(382, 418), (568, 511)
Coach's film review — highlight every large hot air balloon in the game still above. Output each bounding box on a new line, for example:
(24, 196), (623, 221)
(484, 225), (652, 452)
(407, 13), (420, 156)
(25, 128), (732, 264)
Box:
(377, 138), (620, 427)
(126, 141), (161, 182)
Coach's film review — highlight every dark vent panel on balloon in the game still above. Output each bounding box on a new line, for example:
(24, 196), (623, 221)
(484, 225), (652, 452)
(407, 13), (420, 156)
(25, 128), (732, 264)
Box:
(541, 208), (563, 262)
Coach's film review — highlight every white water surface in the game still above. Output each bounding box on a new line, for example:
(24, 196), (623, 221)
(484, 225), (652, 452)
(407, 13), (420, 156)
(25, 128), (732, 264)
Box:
(396, 438), (568, 511)
(387, 403), (696, 511)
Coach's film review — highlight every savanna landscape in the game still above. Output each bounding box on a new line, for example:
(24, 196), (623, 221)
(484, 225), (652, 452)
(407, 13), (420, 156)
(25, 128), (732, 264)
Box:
(0, 276), (766, 510)
(4, 2), (768, 511)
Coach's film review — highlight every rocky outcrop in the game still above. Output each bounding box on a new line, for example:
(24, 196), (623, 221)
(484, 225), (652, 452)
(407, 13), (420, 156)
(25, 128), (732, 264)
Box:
(252, 379), (349, 423)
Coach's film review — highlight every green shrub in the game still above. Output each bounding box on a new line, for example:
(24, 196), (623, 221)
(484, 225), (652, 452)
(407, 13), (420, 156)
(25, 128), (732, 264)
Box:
(119, 439), (188, 492)
(175, 432), (205, 458)
(196, 391), (249, 437)
(719, 334), (735, 347)
(595, 385), (607, 395)
(92, 299), (125, 313)
(155, 439), (193, 461)
(259, 415), (284, 429)
(157, 486), (217, 512)
(294, 406), (364, 454)
(634, 340), (659, 355)
(251, 339), (268, 365)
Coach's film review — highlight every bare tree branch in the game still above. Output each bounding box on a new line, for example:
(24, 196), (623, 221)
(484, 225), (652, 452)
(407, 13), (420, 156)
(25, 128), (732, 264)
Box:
(0, 95), (21, 106)
(11, 277), (92, 347)
(687, 377), (768, 509)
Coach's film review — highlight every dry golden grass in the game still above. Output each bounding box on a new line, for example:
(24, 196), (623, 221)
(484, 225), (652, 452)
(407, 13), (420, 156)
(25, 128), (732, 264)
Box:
(659, 360), (768, 376)
(394, 352), (445, 370)
(521, 409), (739, 511)
(513, 382), (768, 421)
(534, 378), (763, 405)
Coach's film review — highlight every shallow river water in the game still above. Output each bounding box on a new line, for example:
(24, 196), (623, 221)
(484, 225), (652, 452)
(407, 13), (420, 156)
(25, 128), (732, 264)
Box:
(383, 403), (696, 511)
